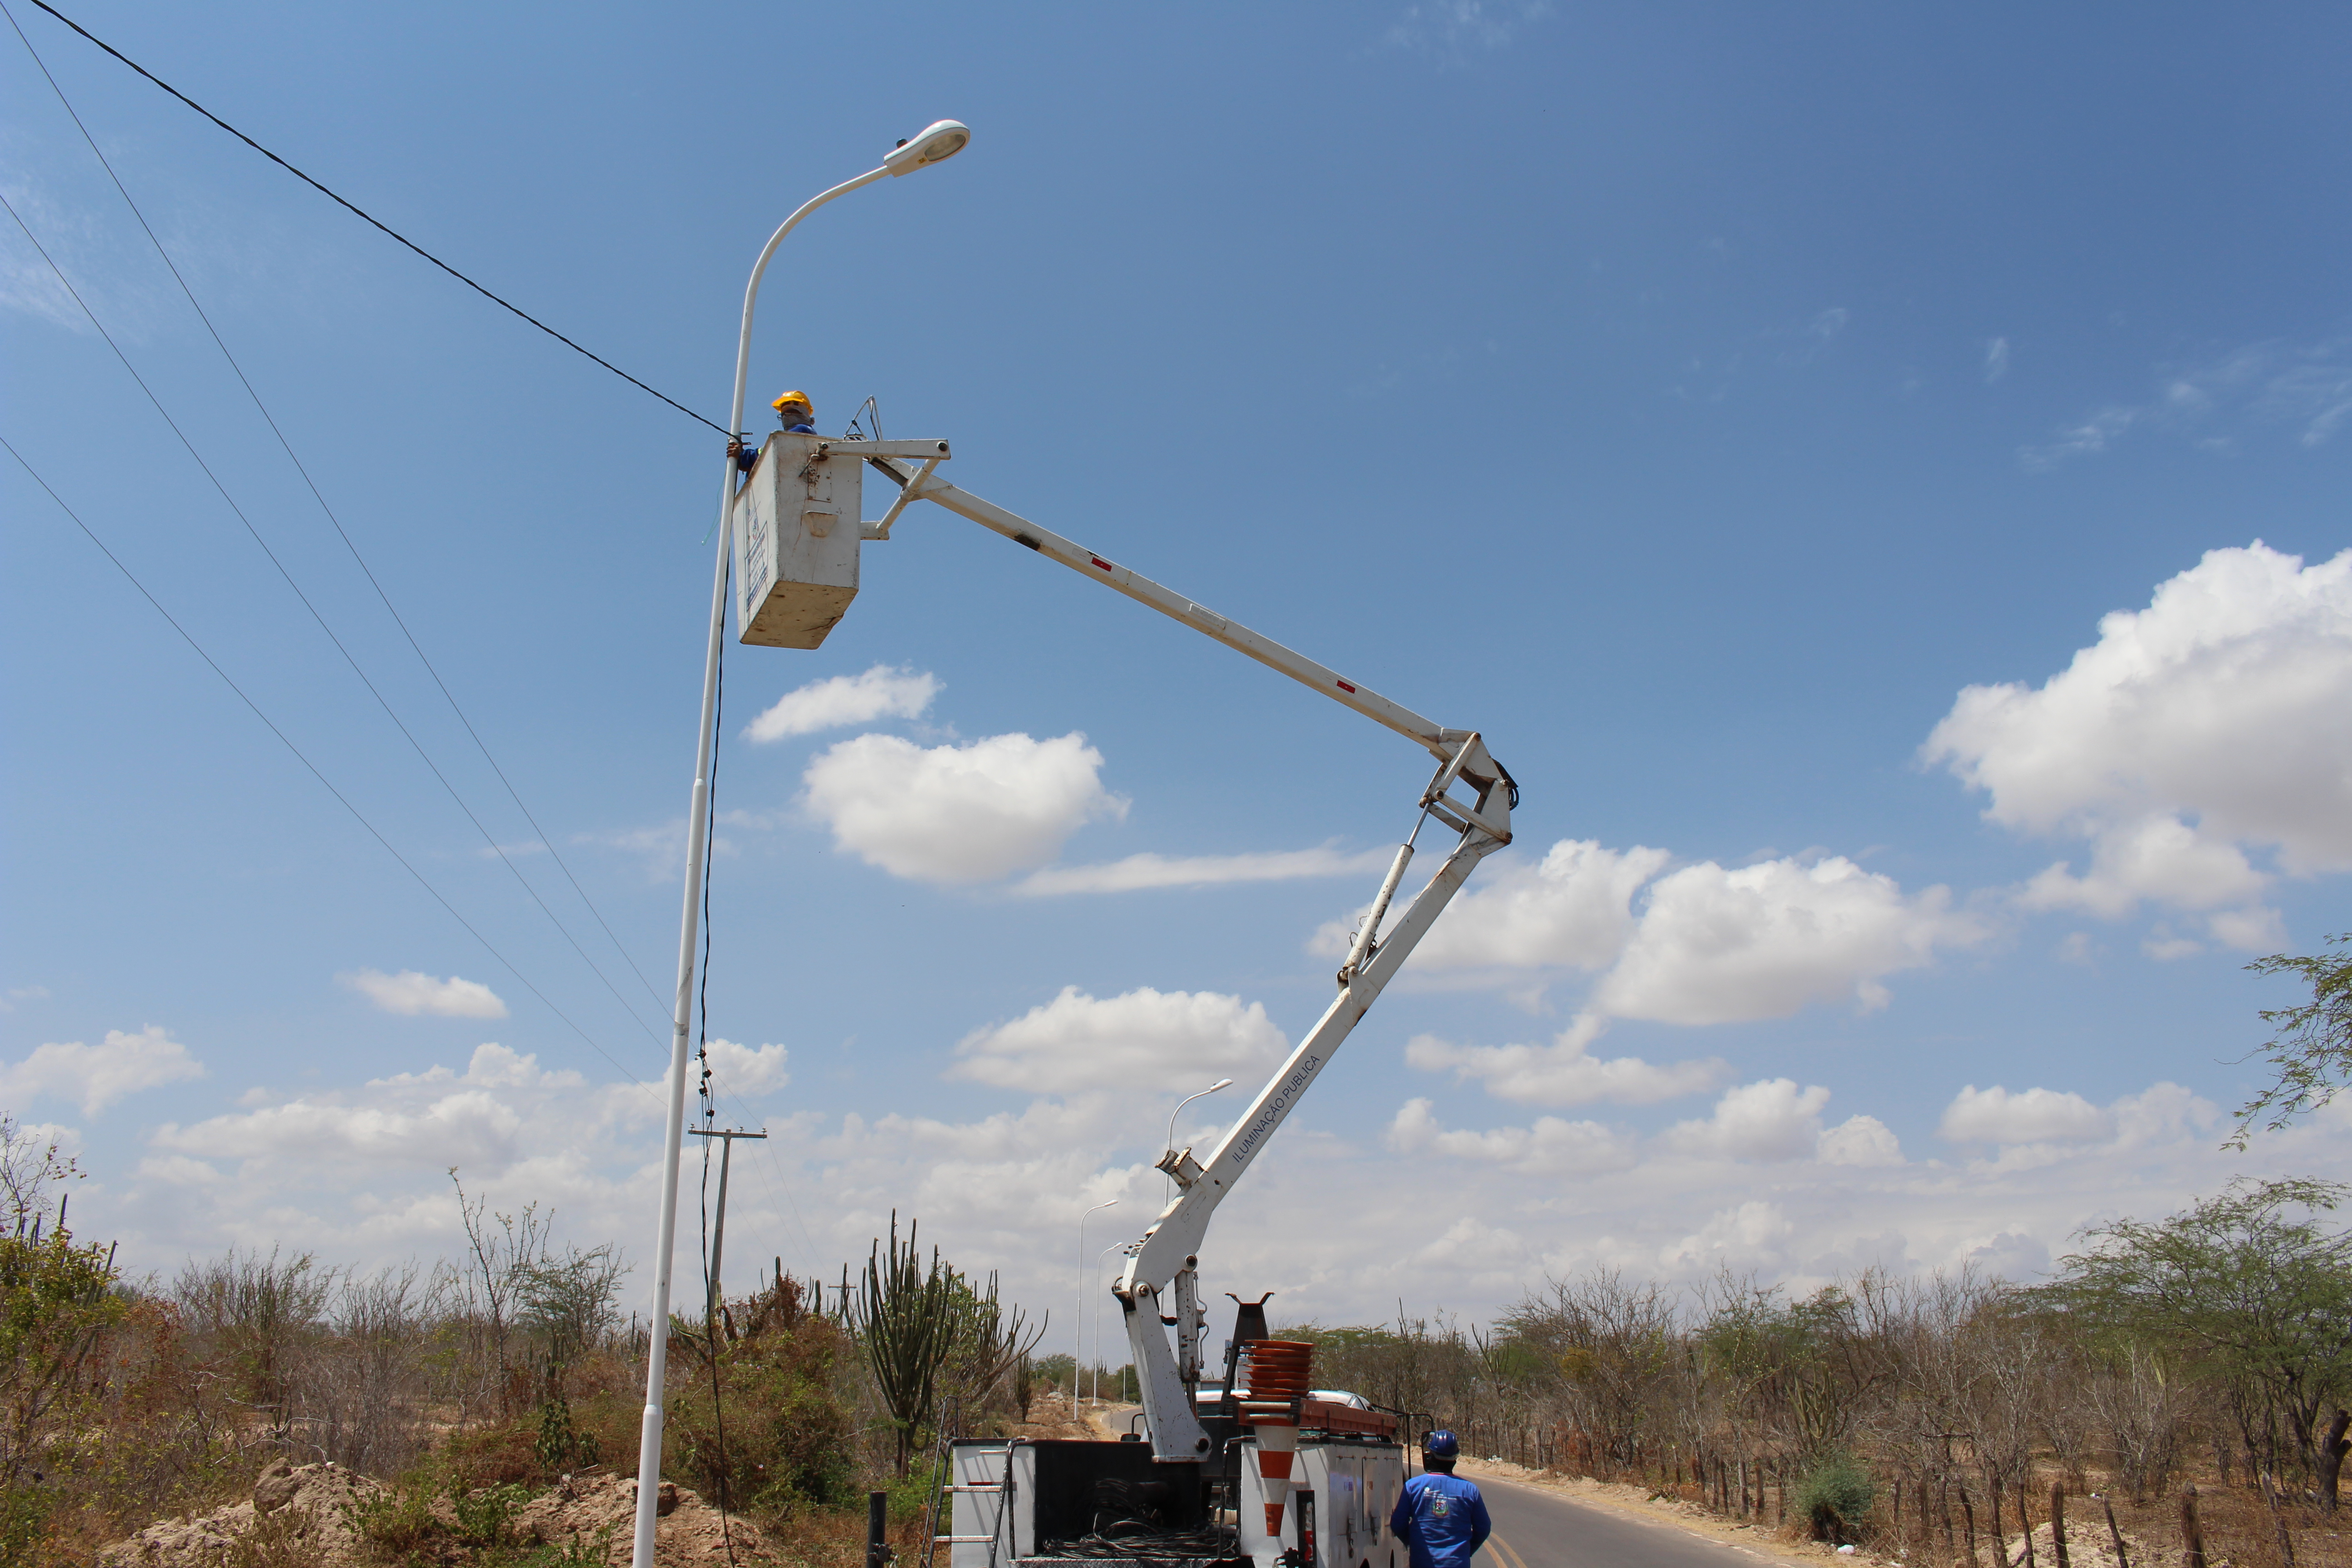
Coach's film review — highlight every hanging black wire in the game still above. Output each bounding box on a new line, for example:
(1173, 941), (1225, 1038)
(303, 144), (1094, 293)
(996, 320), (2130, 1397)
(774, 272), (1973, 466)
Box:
(691, 561), (740, 1567)
(1, 433), (647, 1088)
(19, 0), (728, 436)
(2, 0), (675, 1032)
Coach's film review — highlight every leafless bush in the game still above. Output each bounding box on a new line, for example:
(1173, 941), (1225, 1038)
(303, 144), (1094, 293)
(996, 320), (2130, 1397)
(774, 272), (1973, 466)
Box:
(303, 1263), (429, 1474)
(172, 1247), (333, 1443)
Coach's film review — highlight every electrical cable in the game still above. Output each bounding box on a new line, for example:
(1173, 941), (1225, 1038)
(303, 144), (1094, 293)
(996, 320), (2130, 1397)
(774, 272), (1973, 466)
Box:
(3, 3), (675, 1029)
(18, 0), (728, 436)
(0, 186), (670, 1056)
(0, 433), (652, 1095)
(696, 606), (742, 1568)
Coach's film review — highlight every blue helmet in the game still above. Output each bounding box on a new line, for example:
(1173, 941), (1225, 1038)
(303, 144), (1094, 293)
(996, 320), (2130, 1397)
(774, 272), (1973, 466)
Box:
(1424, 1429), (1460, 1460)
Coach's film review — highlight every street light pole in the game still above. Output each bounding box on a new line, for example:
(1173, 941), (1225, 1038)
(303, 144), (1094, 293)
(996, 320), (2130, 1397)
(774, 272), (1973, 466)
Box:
(630, 122), (969, 1568)
(1094, 1240), (1137, 1406)
(1163, 1078), (1235, 1199)
(1075, 1199), (1117, 1416)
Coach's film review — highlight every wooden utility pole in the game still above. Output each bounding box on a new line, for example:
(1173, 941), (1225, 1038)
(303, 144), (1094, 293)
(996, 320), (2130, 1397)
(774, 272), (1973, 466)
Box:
(688, 1126), (767, 1334)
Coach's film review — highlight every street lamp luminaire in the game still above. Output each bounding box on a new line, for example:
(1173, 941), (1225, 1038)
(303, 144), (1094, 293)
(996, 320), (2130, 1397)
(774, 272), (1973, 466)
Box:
(631, 120), (969, 1568)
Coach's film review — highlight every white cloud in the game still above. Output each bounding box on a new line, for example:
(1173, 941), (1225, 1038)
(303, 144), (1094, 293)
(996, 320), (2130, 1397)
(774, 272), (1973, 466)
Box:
(703, 1039), (791, 1097)
(743, 664), (938, 743)
(343, 969), (509, 1019)
(1938, 1084), (2112, 1145)
(1599, 857), (1978, 1024)
(1668, 1079), (1833, 1162)
(157, 1090), (526, 1170)
(1403, 1017), (1725, 1107)
(1661, 1201), (1798, 1273)
(950, 986), (1287, 1095)
(1, 1025), (205, 1115)
(1387, 1098), (1636, 1177)
(801, 731), (1126, 884)
(1383, 0), (1552, 56)
(0, 985), (50, 1013)
(2023, 335), (2352, 467)
(1017, 845), (1390, 897)
(1818, 1115), (1905, 1167)
(1373, 839), (1672, 970)
(1984, 337), (2010, 383)
(1926, 543), (2352, 943)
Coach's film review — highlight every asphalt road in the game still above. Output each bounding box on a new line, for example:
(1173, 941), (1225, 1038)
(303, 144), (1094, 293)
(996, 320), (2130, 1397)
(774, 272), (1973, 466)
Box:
(1474, 1473), (1790, 1568)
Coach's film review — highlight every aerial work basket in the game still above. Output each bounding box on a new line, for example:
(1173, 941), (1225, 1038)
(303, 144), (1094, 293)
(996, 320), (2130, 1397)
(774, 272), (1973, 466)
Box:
(732, 432), (863, 649)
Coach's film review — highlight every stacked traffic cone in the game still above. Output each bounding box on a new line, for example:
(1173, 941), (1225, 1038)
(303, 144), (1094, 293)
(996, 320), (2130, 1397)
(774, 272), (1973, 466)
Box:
(1238, 1339), (1314, 1539)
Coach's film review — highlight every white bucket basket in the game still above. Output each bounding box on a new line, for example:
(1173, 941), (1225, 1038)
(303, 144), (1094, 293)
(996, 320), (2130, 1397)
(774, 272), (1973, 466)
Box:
(733, 432), (862, 649)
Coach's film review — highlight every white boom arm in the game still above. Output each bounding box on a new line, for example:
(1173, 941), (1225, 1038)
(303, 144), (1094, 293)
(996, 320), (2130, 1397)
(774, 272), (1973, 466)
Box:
(861, 446), (1515, 1462)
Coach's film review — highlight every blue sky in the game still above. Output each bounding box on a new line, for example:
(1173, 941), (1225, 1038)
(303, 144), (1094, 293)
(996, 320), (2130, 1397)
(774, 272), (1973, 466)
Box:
(5, 1), (2351, 1356)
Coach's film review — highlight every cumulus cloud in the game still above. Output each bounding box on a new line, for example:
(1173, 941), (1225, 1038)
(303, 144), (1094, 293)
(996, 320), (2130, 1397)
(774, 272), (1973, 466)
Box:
(1600, 857), (1979, 1024)
(1403, 1017), (1725, 1107)
(1926, 543), (2352, 945)
(1313, 839), (1976, 1023)
(1667, 1079), (1833, 1162)
(1, 1025), (206, 1115)
(703, 1039), (791, 1096)
(343, 969), (509, 1019)
(1818, 1115), (1905, 1167)
(1368, 840), (1672, 970)
(950, 986), (1287, 1095)
(743, 664), (938, 743)
(1016, 845), (1391, 897)
(1938, 1085), (2113, 1145)
(1661, 1201), (1799, 1272)
(1387, 1098), (1637, 1176)
(801, 731), (1126, 883)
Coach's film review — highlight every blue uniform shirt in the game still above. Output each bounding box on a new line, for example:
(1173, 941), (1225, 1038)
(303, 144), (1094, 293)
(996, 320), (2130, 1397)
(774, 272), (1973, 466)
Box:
(733, 424), (818, 472)
(1389, 1471), (1491, 1568)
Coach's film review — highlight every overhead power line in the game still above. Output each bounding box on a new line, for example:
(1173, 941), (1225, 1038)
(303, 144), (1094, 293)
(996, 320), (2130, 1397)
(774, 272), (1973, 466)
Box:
(1, 186), (669, 1054)
(19, 0), (730, 436)
(0, 433), (653, 1097)
(4, 2), (673, 1027)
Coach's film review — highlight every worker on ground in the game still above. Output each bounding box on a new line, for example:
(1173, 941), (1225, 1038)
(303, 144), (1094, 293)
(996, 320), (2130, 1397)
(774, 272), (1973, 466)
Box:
(1389, 1430), (1491, 1568)
(728, 391), (818, 474)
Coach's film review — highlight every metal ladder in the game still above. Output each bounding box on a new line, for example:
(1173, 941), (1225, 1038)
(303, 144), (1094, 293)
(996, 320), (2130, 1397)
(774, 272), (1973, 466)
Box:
(925, 1439), (1018, 1568)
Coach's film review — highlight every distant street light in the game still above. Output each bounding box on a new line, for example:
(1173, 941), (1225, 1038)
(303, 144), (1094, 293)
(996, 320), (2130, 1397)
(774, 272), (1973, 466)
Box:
(1076, 1199), (1117, 1408)
(1095, 1239), (1139, 1406)
(630, 122), (969, 1568)
(1165, 1078), (1235, 1198)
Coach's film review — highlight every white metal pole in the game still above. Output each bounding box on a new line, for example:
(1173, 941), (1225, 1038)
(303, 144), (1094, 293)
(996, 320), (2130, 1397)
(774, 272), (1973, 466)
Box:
(1075, 1199), (1115, 1416)
(628, 160), (893, 1568)
(1093, 1240), (1130, 1407)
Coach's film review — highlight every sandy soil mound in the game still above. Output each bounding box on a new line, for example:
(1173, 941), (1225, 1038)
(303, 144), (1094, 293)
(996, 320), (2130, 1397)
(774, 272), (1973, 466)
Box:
(518, 1472), (775, 1564)
(97, 1461), (774, 1567)
(100, 1461), (382, 1566)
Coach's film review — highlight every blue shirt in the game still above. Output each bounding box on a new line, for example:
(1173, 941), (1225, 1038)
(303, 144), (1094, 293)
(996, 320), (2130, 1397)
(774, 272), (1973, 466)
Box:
(733, 425), (817, 473)
(1389, 1471), (1490, 1568)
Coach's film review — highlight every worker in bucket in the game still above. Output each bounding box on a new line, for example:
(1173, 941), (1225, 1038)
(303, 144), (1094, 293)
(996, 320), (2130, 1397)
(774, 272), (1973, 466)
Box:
(728, 391), (818, 474)
(1390, 1430), (1491, 1568)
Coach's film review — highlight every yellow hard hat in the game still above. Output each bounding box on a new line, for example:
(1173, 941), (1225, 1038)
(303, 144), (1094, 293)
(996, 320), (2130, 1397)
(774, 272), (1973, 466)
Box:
(772, 390), (813, 413)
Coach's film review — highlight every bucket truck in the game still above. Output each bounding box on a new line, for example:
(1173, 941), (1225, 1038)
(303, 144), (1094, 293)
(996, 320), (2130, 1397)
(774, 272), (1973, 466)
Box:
(732, 429), (1517, 1566)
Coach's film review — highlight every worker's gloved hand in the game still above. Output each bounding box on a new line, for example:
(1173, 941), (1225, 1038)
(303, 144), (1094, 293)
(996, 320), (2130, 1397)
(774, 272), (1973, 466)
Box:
(726, 437), (745, 459)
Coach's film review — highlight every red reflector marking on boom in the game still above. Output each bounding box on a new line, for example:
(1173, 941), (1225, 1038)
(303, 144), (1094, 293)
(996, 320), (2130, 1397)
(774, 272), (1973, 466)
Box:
(1336, 679), (1357, 693)
(1090, 556), (1114, 572)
